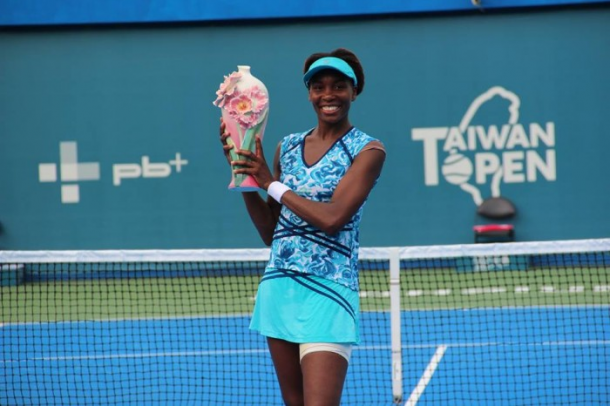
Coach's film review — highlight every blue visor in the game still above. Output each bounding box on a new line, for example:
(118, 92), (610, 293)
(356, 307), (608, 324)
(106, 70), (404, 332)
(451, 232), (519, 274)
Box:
(303, 57), (358, 88)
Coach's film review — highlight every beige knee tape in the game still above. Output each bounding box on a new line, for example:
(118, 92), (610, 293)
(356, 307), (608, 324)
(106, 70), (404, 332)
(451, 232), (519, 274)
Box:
(299, 343), (353, 363)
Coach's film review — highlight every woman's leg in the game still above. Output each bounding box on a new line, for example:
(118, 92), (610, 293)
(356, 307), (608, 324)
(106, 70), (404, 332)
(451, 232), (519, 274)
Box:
(301, 351), (348, 406)
(267, 337), (304, 406)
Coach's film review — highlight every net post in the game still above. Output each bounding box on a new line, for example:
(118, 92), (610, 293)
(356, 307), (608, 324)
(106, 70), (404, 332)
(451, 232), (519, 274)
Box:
(389, 247), (403, 404)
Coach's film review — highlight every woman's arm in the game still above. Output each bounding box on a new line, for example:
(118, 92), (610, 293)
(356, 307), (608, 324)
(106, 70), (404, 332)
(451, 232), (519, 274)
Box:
(235, 138), (386, 236)
(280, 143), (385, 235)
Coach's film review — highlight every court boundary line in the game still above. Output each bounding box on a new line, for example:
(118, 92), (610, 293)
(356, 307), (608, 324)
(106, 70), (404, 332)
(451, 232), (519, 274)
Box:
(404, 345), (447, 406)
(4, 341), (608, 365)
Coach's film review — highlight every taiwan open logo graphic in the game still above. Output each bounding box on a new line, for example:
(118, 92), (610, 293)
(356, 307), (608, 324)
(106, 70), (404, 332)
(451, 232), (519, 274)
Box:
(411, 86), (556, 206)
(39, 141), (188, 204)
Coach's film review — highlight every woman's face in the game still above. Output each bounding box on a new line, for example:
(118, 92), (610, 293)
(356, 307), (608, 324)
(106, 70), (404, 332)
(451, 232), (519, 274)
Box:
(308, 70), (357, 126)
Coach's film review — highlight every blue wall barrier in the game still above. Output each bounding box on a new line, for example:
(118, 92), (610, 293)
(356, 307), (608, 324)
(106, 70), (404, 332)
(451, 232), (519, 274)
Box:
(0, 6), (608, 249)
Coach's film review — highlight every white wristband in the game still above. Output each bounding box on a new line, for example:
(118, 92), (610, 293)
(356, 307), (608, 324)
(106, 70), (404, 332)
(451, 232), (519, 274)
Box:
(267, 181), (291, 203)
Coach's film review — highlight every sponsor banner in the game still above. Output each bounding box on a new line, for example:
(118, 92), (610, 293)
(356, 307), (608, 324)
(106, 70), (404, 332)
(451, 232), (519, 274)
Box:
(39, 141), (188, 204)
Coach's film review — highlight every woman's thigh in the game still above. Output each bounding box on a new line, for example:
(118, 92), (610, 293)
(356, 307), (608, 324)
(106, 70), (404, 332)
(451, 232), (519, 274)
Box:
(301, 350), (349, 406)
(267, 337), (304, 406)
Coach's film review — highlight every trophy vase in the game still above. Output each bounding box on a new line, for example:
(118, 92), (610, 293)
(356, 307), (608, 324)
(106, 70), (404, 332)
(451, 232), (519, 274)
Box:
(218, 65), (269, 192)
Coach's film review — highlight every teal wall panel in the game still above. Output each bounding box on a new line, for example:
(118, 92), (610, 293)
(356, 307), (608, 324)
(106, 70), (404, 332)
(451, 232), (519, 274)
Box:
(0, 7), (608, 249)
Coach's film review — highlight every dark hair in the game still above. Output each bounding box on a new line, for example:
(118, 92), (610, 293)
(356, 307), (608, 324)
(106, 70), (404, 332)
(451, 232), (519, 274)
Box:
(303, 48), (365, 95)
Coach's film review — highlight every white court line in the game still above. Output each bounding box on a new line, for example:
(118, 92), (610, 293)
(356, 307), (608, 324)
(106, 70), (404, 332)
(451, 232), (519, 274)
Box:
(1, 344), (388, 364)
(3, 340), (609, 365)
(1, 348), (269, 364)
(404, 344), (447, 406)
(400, 341), (610, 350)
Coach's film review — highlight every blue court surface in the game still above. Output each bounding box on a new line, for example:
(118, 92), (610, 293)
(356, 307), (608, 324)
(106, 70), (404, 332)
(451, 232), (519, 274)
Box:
(2, 306), (608, 405)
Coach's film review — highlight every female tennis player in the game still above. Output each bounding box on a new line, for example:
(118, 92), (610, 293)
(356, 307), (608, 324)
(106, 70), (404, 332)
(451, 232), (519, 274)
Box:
(220, 48), (385, 406)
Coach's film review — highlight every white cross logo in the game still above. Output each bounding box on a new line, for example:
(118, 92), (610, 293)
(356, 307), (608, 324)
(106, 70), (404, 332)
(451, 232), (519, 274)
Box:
(38, 141), (101, 203)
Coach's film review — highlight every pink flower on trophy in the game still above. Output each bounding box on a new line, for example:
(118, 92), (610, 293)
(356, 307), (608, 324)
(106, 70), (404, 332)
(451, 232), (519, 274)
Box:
(228, 94), (256, 128)
(229, 93), (253, 115)
(213, 71), (242, 108)
(245, 87), (269, 114)
(224, 86), (269, 129)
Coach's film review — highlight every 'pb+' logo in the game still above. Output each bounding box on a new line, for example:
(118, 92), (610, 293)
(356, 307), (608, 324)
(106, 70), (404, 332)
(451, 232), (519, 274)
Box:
(411, 86), (556, 207)
(39, 141), (188, 204)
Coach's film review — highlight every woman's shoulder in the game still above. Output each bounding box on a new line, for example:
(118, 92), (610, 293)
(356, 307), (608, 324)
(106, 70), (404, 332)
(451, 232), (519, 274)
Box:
(282, 129), (309, 142)
(350, 127), (379, 142)
(345, 127), (385, 153)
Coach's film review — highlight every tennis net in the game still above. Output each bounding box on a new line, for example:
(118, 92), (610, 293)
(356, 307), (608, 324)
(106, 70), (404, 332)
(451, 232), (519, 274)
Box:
(1, 239), (608, 405)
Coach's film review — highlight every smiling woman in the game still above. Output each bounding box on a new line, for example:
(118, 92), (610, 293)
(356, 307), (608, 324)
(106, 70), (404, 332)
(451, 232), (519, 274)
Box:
(218, 48), (386, 406)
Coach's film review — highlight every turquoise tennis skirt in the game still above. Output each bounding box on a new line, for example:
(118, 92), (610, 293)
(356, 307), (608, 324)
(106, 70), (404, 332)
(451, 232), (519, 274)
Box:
(250, 269), (360, 345)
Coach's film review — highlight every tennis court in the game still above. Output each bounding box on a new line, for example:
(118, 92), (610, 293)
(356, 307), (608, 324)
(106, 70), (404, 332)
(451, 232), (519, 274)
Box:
(2, 308), (607, 405)
(2, 242), (608, 405)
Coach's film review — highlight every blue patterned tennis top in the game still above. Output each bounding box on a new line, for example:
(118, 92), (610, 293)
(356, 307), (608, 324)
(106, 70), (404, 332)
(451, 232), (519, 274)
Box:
(266, 127), (381, 291)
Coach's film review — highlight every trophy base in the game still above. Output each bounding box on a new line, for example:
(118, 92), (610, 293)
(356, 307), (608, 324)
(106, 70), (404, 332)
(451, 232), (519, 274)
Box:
(229, 175), (262, 192)
(229, 186), (261, 192)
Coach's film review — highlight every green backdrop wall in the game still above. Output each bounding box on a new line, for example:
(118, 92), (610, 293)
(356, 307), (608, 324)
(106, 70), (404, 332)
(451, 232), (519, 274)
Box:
(0, 6), (608, 249)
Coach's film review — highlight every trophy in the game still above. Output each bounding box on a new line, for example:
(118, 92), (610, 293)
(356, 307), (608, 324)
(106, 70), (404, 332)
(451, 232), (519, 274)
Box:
(213, 65), (269, 191)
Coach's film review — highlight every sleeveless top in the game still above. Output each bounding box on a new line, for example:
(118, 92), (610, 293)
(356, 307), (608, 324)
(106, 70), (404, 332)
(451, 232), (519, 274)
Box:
(265, 127), (381, 291)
